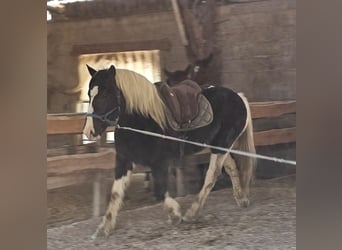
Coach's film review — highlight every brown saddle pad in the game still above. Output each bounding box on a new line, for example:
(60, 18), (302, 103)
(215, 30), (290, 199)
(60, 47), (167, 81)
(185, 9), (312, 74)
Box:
(156, 80), (213, 131)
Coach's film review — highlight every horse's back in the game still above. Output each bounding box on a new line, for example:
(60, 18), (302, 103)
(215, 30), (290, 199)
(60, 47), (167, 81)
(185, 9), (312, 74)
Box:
(198, 86), (248, 150)
(202, 86), (247, 116)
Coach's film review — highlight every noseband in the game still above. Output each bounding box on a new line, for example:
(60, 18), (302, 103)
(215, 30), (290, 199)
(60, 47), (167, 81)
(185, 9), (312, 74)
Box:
(86, 107), (119, 127)
(86, 91), (122, 127)
(191, 65), (200, 79)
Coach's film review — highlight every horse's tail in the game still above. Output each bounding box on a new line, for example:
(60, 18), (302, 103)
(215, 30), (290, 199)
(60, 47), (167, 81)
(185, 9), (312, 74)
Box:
(234, 93), (257, 190)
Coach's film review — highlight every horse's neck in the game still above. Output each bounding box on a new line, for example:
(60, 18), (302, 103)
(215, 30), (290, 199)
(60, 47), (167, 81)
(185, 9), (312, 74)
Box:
(119, 113), (162, 131)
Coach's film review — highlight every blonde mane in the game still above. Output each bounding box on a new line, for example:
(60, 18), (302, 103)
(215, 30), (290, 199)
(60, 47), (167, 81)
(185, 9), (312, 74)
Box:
(115, 69), (167, 130)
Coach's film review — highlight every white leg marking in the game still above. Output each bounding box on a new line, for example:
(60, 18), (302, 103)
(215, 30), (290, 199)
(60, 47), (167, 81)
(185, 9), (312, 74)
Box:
(223, 154), (249, 207)
(83, 86), (99, 140)
(184, 153), (227, 221)
(92, 170), (132, 238)
(164, 192), (182, 224)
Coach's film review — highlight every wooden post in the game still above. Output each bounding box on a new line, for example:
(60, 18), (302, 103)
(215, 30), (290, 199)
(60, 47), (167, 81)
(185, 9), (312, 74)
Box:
(92, 173), (109, 217)
(171, 0), (189, 46)
(175, 0), (222, 85)
(175, 158), (186, 197)
(177, 0), (216, 60)
(92, 173), (102, 217)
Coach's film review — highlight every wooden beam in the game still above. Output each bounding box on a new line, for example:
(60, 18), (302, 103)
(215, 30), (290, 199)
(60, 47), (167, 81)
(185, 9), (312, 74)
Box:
(47, 101), (296, 141)
(250, 100), (296, 119)
(71, 39), (171, 55)
(47, 169), (113, 190)
(47, 144), (98, 157)
(47, 148), (116, 176)
(254, 127), (296, 146)
(171, 0), (188, 46)
(47, 113), (114, 135)
(48, 173), (94, 190)
(47, 113), (86, 135)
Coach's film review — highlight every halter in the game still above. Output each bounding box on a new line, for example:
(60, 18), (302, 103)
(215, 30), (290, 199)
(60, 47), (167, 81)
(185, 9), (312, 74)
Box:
(191, 65), (200, 80)
(86, 91), (122, 127)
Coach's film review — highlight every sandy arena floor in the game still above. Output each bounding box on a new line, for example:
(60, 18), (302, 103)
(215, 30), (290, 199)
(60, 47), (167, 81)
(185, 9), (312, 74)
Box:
(47, 175), (295, 249)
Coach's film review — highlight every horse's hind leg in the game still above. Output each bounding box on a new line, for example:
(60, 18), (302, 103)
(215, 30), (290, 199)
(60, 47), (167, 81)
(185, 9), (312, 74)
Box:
(238, 158), (254, 202)
(92, 158), (132, 239)
(223, 153), (249, 208)
(183, 153), (227, 221)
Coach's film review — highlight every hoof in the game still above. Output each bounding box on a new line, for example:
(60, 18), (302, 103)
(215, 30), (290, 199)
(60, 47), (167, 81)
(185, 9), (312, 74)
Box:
(182, 215), (193, 222)
(182, 211), (199, 223)
(91, 228), (104, 241)
(167, 214), (182, 225)
(183, 202), (200, 222)
(235, 197), (250, 208)
(91, 217), (114, 240)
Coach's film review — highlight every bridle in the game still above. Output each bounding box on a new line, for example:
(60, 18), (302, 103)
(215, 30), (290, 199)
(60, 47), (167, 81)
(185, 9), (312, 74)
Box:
(191, 65), (200, 80)
(86, 90), (122, 127)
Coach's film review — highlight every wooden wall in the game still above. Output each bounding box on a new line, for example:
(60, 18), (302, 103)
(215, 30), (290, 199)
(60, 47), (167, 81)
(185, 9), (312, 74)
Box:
(48, 0), (296, 112)
(216, 0), (296, 101)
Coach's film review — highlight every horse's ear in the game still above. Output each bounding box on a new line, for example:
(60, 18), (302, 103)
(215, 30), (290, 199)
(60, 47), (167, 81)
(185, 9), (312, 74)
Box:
(86, 64), (97, 76)
(108, 65), (116, 75)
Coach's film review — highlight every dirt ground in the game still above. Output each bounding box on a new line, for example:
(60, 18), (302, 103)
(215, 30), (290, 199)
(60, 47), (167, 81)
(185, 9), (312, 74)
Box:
(48, 174), (158, 227)
(47, 175), (295, 249)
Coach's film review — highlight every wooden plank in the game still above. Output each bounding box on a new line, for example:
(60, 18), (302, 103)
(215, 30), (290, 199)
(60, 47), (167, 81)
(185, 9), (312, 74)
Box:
(47, 113), (86, 134)
(47, 144), (98, 157)
(250, 100), (296, 119)
(47, 169), (114, 190)
(47, 113), (114, 135)
(71, 39), (171, 55)
(47, 101), (296, 135)
(47, 148), (116, 176)
(254, 127), (296, 146)
(48, 174), (93, 190)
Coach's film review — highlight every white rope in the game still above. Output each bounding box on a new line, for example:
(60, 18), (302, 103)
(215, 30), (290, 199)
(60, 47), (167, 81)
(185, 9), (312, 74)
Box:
(117, 126), (296, 166)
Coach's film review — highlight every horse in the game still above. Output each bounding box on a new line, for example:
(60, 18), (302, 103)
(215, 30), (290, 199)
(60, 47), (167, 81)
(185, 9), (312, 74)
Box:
(163, 53), (231, 189)
(83, 64), (256, 238)
(164, 53), (213, 86)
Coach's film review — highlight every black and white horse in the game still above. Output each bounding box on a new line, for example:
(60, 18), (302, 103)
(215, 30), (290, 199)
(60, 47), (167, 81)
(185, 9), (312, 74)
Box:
(83, 64), (256, 238)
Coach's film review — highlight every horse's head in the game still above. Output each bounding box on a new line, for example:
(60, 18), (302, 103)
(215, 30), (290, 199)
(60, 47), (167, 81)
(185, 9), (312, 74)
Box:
(83, 64), (121, 140)
(164, 53), (213, 86)
(163, 65), (192, 86)
(190, 53), (213, 85)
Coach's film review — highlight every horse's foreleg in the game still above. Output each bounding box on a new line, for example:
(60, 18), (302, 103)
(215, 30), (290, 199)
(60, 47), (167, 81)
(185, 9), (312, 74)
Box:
(92, 160), (132, 239)
(223, 154), (249, 207)
(164, 192), (182, 225)
(183, 153), (226, 221)
(151, 163), (182, 225)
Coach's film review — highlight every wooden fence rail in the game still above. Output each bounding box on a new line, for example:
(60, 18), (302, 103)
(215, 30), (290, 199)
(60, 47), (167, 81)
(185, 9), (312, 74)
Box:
(47, 100), (296, 145)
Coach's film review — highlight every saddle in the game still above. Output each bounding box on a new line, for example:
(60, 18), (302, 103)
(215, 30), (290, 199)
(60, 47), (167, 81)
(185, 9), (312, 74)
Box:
(155, 80), (213, 131)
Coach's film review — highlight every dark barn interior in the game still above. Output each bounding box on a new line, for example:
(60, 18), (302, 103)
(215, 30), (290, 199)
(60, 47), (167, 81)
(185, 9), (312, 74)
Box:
(47, 0), (296, 248)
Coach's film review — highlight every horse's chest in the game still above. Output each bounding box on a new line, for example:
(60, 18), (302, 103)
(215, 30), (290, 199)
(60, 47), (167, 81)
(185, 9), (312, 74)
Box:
(115, 133), (176, 164)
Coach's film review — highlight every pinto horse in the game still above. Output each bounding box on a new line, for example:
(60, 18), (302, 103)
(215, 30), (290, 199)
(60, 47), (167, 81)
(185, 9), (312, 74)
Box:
(83, 64), (256, 238)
